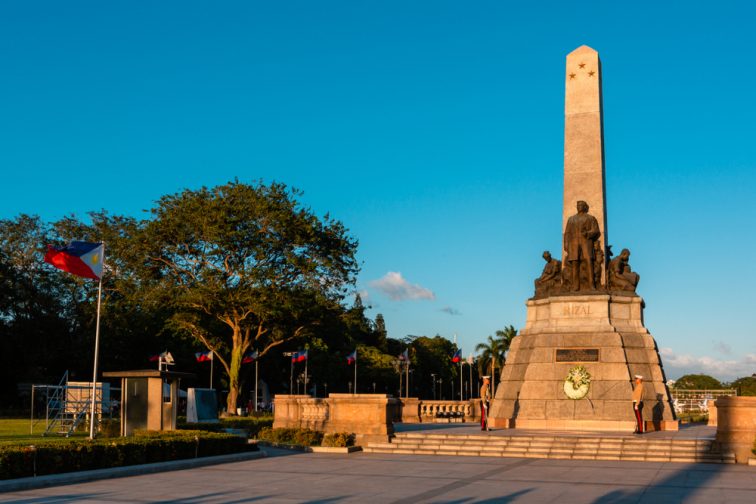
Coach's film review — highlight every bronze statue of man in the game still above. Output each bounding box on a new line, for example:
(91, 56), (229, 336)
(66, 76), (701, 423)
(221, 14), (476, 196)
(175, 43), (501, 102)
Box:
(563, 200), (601, 291)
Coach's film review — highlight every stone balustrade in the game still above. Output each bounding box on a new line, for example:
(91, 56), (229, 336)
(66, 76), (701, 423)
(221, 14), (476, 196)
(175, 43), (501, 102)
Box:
(419, 400), (476, 421)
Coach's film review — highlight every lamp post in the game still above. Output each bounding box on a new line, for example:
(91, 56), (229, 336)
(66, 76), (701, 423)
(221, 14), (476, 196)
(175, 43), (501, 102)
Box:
(439, 378), (443, 400)
(431, 374), (437, 400)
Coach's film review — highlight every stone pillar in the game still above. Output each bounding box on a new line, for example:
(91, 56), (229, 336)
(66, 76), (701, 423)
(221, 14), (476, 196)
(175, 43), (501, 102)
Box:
(563, 45), (607, 262)
(327, 394), (396, 444)
(715, 396), (756, 463)
(707, 399), (718, 427)
(400, 397), (421, 423)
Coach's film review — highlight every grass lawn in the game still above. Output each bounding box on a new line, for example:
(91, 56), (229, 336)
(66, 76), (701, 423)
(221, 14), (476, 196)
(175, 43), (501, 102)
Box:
(0, 418), (90, 445)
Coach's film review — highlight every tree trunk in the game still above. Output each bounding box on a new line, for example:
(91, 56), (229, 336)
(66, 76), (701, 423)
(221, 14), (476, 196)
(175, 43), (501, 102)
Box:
(225, 343), (243, 414)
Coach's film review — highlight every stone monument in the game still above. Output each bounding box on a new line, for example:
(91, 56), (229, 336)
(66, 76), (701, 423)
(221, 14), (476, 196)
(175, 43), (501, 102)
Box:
(489, 46), (677, 432)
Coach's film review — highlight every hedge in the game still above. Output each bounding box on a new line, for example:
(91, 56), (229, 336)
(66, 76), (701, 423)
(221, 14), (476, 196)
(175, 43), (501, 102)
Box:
(257, 428), (355, 448)
(177, 416), (273, 437)
(0, 430), (251, 480)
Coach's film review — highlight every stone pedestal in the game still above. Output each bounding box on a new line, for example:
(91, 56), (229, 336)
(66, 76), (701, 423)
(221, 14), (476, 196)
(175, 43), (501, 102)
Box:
(716, 396), (756, 463)
(490, 294), (678, 431)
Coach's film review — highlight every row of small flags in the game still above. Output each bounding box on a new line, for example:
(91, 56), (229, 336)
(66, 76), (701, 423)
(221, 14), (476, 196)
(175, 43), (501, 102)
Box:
(150, 347), (466, 365)
(43, 244), (471, 368)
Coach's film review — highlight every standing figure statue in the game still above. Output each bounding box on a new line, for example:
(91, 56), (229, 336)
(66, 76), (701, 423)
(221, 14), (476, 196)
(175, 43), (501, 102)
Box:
(563, 200), (601, 291)
(534, 251), (562, 298)
(608, 248), (640, 292)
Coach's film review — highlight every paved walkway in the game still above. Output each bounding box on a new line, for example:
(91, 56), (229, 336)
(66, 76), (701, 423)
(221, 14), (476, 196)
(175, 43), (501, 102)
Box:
(2, 446), (755, 503)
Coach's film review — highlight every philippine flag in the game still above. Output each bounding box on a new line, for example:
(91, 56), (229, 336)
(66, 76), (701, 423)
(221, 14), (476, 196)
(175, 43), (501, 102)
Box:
(292, 350), (308, 363)
(44, 241), (104, 280)
(242, 350), (258, 364)
(346, 350), (357, 365)
(195, 351), (213, 363)
(451, 349), (462, 363)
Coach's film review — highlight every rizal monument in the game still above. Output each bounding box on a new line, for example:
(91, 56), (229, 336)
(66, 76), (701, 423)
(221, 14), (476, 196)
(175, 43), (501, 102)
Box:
(489, 46), (678, 432)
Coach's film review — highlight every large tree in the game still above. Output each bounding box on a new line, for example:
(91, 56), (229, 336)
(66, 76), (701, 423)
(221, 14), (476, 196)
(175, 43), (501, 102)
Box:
(135, 181), (359, 412)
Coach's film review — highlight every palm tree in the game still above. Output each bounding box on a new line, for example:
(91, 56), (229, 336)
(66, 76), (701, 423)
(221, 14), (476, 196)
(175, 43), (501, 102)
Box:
(475, 325), (518, 395)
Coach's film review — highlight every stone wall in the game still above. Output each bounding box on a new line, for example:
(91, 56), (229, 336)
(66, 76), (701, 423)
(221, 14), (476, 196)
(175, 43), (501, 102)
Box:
(273, 394), (398, 444)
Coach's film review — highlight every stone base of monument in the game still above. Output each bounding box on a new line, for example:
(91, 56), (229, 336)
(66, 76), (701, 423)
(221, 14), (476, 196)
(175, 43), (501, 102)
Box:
(490, 294), (679, 432)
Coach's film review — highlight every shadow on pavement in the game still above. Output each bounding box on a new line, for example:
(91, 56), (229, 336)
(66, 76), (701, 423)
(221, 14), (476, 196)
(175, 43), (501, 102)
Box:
(591, 461), (728, 503)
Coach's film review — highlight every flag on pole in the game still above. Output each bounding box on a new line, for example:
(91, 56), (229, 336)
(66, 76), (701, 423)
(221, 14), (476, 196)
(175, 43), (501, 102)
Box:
(346, 350), (357, 365)
(292, 350), (308, 363)
(44, 241), (104, 280)
(195, 351), (213, 362)
(466, 354), (474, 365)
(149, 351), (171, 362)
(398, 349), (409, 362)
(452, 349), (462, 363)
(242, 350), (258, 364)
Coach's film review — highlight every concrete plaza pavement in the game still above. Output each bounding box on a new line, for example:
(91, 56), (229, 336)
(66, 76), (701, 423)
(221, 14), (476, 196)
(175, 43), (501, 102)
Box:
(2, 446), (756, 503)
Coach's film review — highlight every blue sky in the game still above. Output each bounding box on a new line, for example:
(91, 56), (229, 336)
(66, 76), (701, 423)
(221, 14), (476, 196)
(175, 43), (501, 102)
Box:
(1, 2), (755, 380)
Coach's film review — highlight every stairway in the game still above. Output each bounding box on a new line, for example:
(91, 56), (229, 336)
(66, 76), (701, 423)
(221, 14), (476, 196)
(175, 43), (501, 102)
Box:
(363, 432), (735, 464)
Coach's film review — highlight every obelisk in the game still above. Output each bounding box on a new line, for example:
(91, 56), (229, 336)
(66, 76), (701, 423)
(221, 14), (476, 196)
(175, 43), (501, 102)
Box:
(563, 45), (607, 258)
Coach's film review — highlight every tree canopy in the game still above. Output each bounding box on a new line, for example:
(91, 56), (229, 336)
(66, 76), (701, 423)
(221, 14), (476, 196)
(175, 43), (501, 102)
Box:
(132, 181), (360, 411)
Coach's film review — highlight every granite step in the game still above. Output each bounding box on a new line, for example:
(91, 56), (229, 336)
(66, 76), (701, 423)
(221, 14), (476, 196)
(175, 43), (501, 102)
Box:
(363, 432), (735, 464)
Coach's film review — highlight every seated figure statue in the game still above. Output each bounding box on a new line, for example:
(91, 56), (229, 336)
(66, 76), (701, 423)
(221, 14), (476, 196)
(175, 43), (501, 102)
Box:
(608, 248), (640, 293)
(534, 251), (561, 298)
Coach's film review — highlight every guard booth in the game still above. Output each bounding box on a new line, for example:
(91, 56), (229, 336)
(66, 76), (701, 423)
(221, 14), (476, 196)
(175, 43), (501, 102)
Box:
(103, 370), (194, 436)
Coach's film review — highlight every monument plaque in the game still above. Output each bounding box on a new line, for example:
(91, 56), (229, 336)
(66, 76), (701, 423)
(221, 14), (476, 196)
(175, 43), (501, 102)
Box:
(556, 348), (599, 362)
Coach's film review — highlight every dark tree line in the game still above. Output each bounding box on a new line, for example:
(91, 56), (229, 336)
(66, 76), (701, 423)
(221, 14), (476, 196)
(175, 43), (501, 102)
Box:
(0, 181), (471, 412)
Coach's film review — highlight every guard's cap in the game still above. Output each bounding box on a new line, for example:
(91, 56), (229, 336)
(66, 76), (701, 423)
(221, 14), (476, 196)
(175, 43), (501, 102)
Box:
(634, 375), (643, 379)
(482, 376), (491, 380)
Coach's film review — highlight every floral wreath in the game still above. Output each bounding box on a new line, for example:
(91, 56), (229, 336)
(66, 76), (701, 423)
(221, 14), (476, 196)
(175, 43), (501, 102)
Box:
(563, 365), (591, 400)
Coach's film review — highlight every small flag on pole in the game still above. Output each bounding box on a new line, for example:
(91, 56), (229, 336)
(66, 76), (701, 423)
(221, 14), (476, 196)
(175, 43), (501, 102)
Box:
(398, 349), (409, 362)
(195, 351), (213, 363)
(346, 350), (357, 365)
(292, 350), (308, 363)
(242, 350), (258, 364)
(149, 351), (171, 362)
(452, 349), (462, 363)
(44, 241), (104, 280)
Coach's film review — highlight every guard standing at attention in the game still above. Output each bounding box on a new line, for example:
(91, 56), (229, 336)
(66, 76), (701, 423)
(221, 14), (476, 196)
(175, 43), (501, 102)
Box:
(480, 376), (491, 431)
(632, 374), (644, 434)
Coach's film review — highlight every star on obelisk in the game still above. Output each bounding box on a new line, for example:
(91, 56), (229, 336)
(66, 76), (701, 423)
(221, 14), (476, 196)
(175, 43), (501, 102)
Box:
(563, 45), (607, 268)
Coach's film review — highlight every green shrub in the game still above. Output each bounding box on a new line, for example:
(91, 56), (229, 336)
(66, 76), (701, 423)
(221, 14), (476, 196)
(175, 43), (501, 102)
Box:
(257, 427), (323, 446)
(0, 430), (251, 480)
(677, 412), (709, 423)
(99, 419), (121, 438)
(177, 416), (273, 437)
(321, 433), (355, 447)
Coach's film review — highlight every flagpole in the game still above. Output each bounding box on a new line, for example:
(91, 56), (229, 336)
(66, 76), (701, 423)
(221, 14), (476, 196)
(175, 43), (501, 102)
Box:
(304, 353), (309, 396)
(254, 358), (259, 412)
(354, 351), (357, 395)
(88, 268), (103, 440)
(210, 353), (214, 390)
(460, 361), (463, 401)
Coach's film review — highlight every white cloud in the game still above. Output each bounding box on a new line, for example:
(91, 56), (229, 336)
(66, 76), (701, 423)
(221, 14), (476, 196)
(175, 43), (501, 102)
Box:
(369, 272), (435, 301)
(660, 347), (756, 381)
